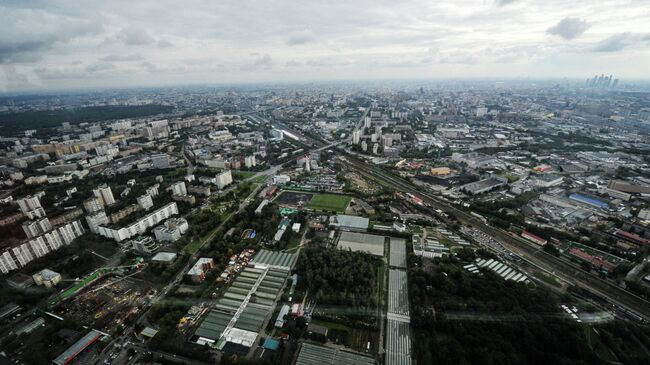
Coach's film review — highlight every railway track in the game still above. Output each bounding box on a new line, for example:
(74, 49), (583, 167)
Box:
(341, 155), (650, 322)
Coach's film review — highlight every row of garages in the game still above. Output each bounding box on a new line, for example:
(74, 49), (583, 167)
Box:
(463, 258), (529, 283)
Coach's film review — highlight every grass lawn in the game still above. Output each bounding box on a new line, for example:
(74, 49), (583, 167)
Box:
(184, 235), (209, 254)
(233, 170), (256, 179)
(251, 175), (268, 184)
(49, 270), (102, 307)
(582, 325), (619, 363)
(307, 193), (352, 213)
(285, 234), (302, 252)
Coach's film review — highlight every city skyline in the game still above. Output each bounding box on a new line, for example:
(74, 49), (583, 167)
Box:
(2, 0), (650, 92)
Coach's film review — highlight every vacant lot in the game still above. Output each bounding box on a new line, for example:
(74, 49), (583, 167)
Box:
(308, 193), (352, 212)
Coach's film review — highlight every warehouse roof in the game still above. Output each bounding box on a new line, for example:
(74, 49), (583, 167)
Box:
(53, 330), (104, 365)
(295, 342), (375, 365)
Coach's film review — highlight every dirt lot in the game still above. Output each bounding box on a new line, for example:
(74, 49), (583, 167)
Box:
(275, 191), (314, 208)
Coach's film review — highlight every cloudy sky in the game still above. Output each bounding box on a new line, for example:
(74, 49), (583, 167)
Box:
(1, 0), (649, 92)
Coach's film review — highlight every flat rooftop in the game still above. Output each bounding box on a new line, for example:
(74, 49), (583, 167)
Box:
(338, 231), (386, 256)
(295, 342), (375, 365)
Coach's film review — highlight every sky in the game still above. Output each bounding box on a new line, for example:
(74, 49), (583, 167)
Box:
(1, 0), (650, 92)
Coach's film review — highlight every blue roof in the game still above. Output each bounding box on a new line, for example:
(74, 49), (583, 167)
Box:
(263, 338), (280, 350)
(569, 193), (608, 209)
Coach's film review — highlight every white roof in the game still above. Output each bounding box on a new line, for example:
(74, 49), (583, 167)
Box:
(152, 252), (177, 262)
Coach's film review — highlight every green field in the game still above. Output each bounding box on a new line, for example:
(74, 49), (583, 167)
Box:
(48, 270), (103, 307)
(307, 193), (352, 213)
(233, 170), (256, 179)
(184, 234), (209, 254)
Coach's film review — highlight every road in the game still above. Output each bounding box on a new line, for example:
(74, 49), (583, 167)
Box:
(340, 154), (650, 321)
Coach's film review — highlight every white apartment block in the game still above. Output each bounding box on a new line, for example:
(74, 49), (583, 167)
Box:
(92, 202), (179, 242)
(216, 170), (233, 189)
(170, 181), (187, 197)
(93, 184), (116, 206)
(0, 220), (85, 275)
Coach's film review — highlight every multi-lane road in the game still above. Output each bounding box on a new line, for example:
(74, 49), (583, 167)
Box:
(340, 154), (650, 322)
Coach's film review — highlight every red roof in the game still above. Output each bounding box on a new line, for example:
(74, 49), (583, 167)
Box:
(615, 229), (650, 245)
(522, 231), (547, 245)
(569, 248), (616, 271)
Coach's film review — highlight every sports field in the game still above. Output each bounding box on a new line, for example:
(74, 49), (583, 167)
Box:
(307, 193), (351, 212)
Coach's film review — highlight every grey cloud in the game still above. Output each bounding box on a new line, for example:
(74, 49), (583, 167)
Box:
(285, 59), (303, 67)
(99, 54), (143, 62)
(495, 0), (517, 7)
(118, 27), (155, 45)
(0, 6), (101, 63)
(253, 54), (274, 68)
(286, 30), (316, 46)
(0, 65), (42, 92)
(157, 39), (173, 48)
(547, 17), (589, 40)
(85, 62), (116, 73)
(592, 33), (633, 52)
(140, 61), (160, 72)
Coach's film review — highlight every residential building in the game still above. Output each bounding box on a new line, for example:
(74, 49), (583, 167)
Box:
(216, 170), (233, 189)
(91, 202), (179, 242)
(170, 181), (187, 196)
(93, 184), (115, 206)
(187, 258), (215, 283)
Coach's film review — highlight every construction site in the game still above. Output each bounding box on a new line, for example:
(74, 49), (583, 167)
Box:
(54, 272), (153, 332)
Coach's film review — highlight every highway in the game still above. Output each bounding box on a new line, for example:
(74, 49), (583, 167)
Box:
(339, 154), (650, 322)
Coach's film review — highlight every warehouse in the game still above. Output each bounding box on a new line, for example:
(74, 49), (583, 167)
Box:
(569, 193), (609, 210)
(53, 329), (106, 365)
(250, 249), (297, 270)
(337, 231), (386, 256)
(193, 265), (290, 351)
(295, 342), (375, 365)
(389, 238), (407, 269)
(328, 214), (369, 231)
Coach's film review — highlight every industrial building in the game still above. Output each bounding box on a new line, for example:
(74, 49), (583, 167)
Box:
(295, 340), (376, 365)
(460, 176), (508, 195)
(250, 249), (297, 270)
(193, 265), (290, 351)
(52, 329), (106, 365)
(337, 231), (386, 256)
(32, 268), (61, 288)
(328, 214), (370, 231)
